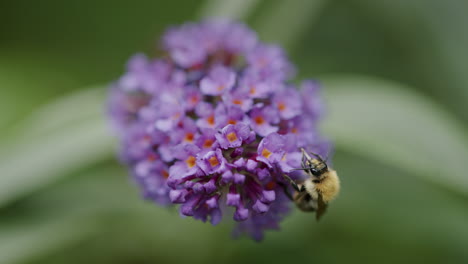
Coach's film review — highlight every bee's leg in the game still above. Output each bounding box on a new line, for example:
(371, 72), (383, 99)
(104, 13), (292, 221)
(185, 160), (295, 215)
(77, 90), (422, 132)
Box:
(282, 174), (302, 192)
(278, 182), (294, 201)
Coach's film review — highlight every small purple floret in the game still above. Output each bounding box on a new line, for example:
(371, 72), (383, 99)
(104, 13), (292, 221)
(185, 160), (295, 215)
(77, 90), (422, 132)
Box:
(200, 65), (236, 96)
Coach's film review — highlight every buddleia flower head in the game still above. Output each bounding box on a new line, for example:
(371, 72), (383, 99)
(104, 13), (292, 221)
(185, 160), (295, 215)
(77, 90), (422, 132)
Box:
(108, 20), (331, 241)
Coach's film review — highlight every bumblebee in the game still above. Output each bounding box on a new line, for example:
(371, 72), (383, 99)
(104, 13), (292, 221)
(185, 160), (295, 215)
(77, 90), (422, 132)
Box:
(282, 148), (340, 220)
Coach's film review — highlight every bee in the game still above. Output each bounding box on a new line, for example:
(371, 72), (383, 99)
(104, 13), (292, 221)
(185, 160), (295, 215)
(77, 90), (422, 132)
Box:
(282, 148), (340, 220)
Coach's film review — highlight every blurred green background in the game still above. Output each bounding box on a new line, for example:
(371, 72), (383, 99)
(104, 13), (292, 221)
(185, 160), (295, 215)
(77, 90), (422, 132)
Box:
(1, 0), (468, 263)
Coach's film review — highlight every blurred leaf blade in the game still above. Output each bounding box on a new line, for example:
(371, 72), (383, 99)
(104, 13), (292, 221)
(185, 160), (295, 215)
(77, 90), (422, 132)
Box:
(0, 165), (225, 264)
(16, 87), (106, 139)
(0, 214), (99, 264)
(254, 0), (326, 50)
(0, 166), (129, 264)
(198, 0), (260, 20)
(0, 87), (114, 208)
(322, 75), (468, 194)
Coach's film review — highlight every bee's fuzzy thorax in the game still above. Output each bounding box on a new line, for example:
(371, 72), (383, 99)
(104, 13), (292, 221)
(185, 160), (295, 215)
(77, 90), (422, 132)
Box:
(304, 180), (319, 200)
(314, 170), (340, 202)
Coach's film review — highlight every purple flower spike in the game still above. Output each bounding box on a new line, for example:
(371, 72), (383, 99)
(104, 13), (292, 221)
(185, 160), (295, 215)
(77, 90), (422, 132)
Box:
(108, 19), (331, 241)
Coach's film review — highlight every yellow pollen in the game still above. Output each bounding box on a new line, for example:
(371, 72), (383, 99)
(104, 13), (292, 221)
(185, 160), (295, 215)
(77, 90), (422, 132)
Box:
(186, 156), (196, 168)
(209, 156), (219, 167)
(281, 154), (287, 161)
(261, 148), (272, 158)
(226, 132), (238, 142)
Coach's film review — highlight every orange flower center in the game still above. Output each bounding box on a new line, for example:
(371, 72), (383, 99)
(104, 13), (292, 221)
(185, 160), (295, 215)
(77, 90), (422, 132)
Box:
(265, 181), (276, 190)
(184, 132), (194, 142)
(278, 102), (286, 111)
(186, 156), (196, 168)
(162, 170), (169, 179)
(190, 95), (199, 104)
(217, 85), (225, 91)
(209, 156), (219, 167)
(254, 116), (265, 125)
(207, 115), (215, 126)
(203, 139), (214, 148)
(291, 127), (298, 133)
(148, 153), (157, 161)
(261, 148), (272, 158)
(228, 119), (237, 125)
(233, 99), (242, 105)
(226, 132), (238, 142)
(249, 86), (256, 95)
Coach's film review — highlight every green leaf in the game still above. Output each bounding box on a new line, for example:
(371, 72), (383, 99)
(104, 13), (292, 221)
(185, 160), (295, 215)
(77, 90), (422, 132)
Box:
(0, 166), (129, 264)
(253, 0), (326, 50)
(197, 0), (260, 20)
(0, 214), (99, 264)
(0, 52), (80, 137)
(14, 87), (106, 139)
(321, 75), (468, 194)
(0, 87), (114, 208)
(0, 165), (223, 264)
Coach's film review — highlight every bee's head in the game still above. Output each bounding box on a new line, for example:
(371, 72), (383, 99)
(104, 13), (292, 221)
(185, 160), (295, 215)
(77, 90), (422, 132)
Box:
(309, 159), (328, 177)
(300, 148), (329, 178)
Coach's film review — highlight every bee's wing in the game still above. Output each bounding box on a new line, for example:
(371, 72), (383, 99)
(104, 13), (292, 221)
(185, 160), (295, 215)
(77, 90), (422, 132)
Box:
(315, 193), (328, 221)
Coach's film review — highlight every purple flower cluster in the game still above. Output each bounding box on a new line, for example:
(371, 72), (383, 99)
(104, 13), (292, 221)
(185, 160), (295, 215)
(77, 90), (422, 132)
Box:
(108, 20), (330, 241)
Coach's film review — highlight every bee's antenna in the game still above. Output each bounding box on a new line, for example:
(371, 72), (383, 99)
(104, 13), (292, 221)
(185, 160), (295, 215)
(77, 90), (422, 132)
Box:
(308, 151), (325, 162)
(300, 147), (326, 162)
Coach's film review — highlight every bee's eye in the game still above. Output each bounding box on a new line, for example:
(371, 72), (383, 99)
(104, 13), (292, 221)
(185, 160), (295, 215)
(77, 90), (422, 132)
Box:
(311, 168), (319, 176)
